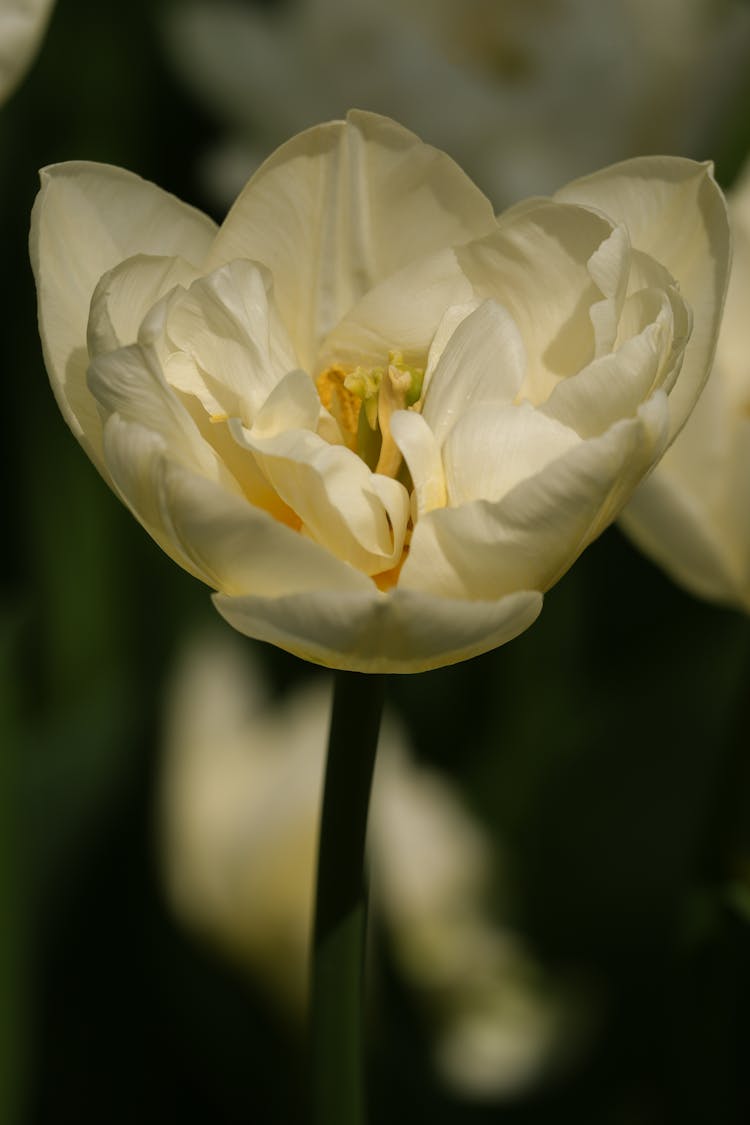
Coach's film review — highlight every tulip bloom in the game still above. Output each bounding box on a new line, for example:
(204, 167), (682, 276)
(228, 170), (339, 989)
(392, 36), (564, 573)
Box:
(31, 111), (729, 672)
(621, 161), (750, 611)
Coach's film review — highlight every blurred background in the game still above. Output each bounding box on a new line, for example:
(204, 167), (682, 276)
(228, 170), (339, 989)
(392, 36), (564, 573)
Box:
(2, 0), (750, 1122)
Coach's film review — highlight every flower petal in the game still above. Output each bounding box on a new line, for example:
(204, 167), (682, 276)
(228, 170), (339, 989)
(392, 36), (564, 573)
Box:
(586, 223), (630, 356)
(389, 410), (446, 518)
(101, 418), (371, 600)
(555, 156), (731, 439)
(250, 369), (321, 438)
(443, 402), (580, 507)
(542, 286), (690, 438)
(30, 162), (217, 473)
(88, 254), (200, 356)
(401, 396), (670, 601)
(212, 586), (543, 674)
(319, 247), (476, 372)
(458, 200), (616, 403)
(619, 457), (746, 608)
(88, 342), (237, 490)
(204, 110), (497, 368)
(233, 424), (410, 574)
(157, 259), (297, 424)
(156, 461), (374, 598)
(421, 300), (527, 444)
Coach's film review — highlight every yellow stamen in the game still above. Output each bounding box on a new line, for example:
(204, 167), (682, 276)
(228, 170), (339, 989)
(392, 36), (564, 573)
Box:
(316, 352), (424, 480)
(316, 365), (361, 446)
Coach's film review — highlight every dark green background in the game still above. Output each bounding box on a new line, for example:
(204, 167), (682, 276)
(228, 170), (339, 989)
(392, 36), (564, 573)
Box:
(2, 1), (748, 1122)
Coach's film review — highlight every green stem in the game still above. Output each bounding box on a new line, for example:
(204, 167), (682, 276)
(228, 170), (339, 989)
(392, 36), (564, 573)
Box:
(310, 671), (386, 1125)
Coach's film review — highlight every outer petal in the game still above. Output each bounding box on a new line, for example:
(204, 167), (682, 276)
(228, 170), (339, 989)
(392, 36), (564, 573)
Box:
(30, 162), (217, 474)
(619, 460), (745, 608)
(204, 110), (497, 369)
(555, 156), (731, 440)
(100, 419), (374, 601)
(213, 586), (543, 674)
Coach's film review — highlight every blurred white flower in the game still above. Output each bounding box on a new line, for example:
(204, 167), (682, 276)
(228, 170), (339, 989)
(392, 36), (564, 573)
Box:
(163, 0), (750, 209)
(160, 629), (575, 1099)
(30, 111), (729, 672)
(621, 162), (750, 610)
(0, 0), (55, 105)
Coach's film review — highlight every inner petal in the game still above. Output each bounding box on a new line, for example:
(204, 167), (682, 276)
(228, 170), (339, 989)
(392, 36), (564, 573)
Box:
(150, 258), (297, 426)
(232, 421), (410, 576)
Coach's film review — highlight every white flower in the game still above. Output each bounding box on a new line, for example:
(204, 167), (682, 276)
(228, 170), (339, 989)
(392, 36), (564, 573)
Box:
(160, 629), (573, 1098)
(30, 111), (729, 672)
(0, 0), (55, 106)
(621, 161), (750, 610)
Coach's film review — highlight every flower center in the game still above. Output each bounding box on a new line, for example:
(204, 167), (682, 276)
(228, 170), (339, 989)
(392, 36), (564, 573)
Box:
(316, 351), (424, 478)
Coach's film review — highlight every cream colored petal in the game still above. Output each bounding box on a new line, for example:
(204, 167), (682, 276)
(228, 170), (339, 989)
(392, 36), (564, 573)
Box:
(423, 298), (484, 380)
(101, 416), (213, 583)
(156, 462), (375, 598)
(625, 352), (730, 537)
(101, 415), (369, 600)
(587, 223), (630, 356)
(443, 402), (580, 507)
(212, 586), (543, 674)
(317, 246), (475, 372)
(88, 342), (237, 490)
(250, 369), (320, 438)
(542, 287), (690, 439)
(401, 396), (670, 601)
(457, 200), (615, 403)
(205, 111), (497, 368)
(88, 254), (200, 356)
(619, 464), (745, 609)
(30, 162), (217, 474)
(555, 156), (731, 440)
(389, 410), (446, 517)
(233, 424), (409, 574)
(618, 284), (692, 399)
(159, 259), (297, 424)
(421, 300), (526, 444)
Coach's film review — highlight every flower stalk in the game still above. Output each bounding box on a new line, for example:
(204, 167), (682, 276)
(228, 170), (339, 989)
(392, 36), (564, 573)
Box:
(310, 671), (386, 1125)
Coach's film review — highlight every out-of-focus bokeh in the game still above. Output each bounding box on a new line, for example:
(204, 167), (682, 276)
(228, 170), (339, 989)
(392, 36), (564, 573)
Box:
(3, 1), (749, 1123)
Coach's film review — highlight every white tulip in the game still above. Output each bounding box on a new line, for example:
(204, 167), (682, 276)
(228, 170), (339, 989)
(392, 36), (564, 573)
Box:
(30, 111), (729, 671)
(621, 162), (750, 610)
